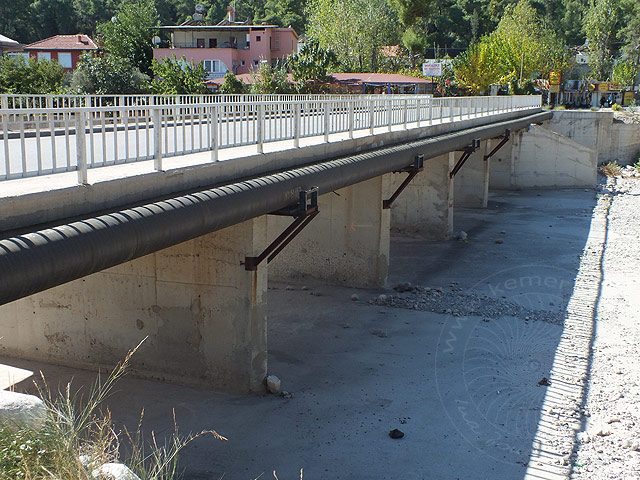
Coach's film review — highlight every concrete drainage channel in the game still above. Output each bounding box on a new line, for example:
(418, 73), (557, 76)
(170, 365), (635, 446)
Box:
(5, 180), (631, 479)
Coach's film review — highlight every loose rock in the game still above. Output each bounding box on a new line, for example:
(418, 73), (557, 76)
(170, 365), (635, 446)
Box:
(389, 428), (404, 439)
(92, 463), (141, 480)
(0, 390), (47, 431)
(266, 375), (281, 394)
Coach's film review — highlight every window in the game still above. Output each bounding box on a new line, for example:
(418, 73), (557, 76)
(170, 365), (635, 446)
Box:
(57, 52), (72, 68)
(253, 59), (259, 67)
(203, 60), (219, 72)
(197, 38), (205, 48)
(241, 60), (245, 66)
(209, 38), (217, 48)
(256, 35), (261, 42)
(37, 52), (51, 61)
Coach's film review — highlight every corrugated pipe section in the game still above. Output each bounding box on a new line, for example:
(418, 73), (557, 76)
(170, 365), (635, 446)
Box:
(0, 111), (551, 306)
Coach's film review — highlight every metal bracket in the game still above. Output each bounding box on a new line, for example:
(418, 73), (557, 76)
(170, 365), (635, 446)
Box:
(383, 155), (424, 209)
(483, 129), (511, 162)
(244, 188), (319, 271)
(449, 138), (481, 178)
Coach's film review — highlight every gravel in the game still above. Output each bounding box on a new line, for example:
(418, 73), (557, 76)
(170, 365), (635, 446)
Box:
(370, 285), (564, 324)
(569, 177), (640, 479)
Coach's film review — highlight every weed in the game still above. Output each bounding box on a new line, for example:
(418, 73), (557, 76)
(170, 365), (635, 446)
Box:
(590, 106), (600, 111)
(0, 340), (225, 480)
(600, 161), (622, 177)
(553, 105), (566, 110)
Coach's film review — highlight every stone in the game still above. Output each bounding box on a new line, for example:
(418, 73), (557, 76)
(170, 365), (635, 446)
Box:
(266, 375), (281, 394)
(389, 428), (404, 439)
(351, 294), (360, 301)
(494, 238), (504, 244)
(458, 231), (468, 241)
(393, 282), (414, 293)
(0, 390), (47, 431)
(92, 463), (141, 480)
(378, 294), (387, 302)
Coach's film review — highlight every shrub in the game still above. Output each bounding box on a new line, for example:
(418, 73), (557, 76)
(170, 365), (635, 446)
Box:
(611, 103), (622, 111)
(590, 106), (601, 111)
(600, 161), (622, 177)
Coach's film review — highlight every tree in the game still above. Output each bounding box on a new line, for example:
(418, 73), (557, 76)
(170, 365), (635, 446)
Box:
(70, 52), (149, 94)
(0, 56), (65, 94)
(307, 0), (399, 72)
(218, 72), (246, 93)
(612, 60), (637, 87)
(619, 0), (640, 85)
(150, 56), (208, 94)
(388, 0), (434, 26)
(287, 39), (337, 89)
(260, 0), (307, 34)
(249, 62), (294, 93)
(452, 38), (499, 94)
(98, 0), (159, 75)
(584, 0), (621, 80)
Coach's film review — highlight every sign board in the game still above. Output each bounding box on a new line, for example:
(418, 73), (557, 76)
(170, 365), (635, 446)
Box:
(623, 91), (634, 106)
(588, 83), (596, 91)
(422, 62), (442, 77)
(549, 84), (560, 93)
(608, 82), (620, 91)
(549, 71), (561, 85)
(598, 83), (609, 92)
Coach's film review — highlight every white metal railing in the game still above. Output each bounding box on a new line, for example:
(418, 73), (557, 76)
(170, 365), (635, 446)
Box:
(0, 94), (541, 183)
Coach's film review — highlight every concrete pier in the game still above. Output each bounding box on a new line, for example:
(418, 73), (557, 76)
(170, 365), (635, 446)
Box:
(0, 218), (269, 394)
(267, 175), (391, 289)
(389, 153), (454, 239)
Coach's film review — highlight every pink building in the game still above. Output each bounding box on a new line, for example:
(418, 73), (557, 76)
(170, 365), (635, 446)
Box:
(153, 8), (298, 79)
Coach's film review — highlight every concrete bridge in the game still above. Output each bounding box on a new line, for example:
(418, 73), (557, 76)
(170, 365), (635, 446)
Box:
(0, 94), (607, 393)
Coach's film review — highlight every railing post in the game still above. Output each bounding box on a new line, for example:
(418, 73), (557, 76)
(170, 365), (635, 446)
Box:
(75, 110), (88, 184)
(153, 107), (163, 171)
(369, 99), (375, 135)
(2, 96), (10, 177)
(211, 105), (219, 161)
(450, 98), (454, 123)
(324, 100), (330, 143)
(416, 98), (421, 127)
(348, 99), (354, 139)
(387, 98), (392, 131)
(257, 103), (264, 153)
(429, 98), (433, 125)
(294, 102), (300, 148)
(403, 98), (408, 129)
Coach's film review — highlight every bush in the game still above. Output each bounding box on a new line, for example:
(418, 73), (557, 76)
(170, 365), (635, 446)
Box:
(0, 55), (65, 94)
(611, 103), (623, 111)
(218, 72), (245, 94)
(150, 56), (208, 95)
(70, 53), (149, 95)
(600, 161), (622, 177)
(590, 106), (601, 111)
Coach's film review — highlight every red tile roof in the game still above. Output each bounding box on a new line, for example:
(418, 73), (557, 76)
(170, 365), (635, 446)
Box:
(330, 73), (431, 84)
(25, 35), (98, 51)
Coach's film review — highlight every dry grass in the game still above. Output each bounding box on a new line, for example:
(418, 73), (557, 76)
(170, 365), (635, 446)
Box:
(600, 161), (623, 177)
(0, 339), (225, 480)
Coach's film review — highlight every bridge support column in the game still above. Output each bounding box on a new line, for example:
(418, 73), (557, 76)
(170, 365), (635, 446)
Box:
(0, 218), (269, 394)
(267, 175), (390, 288)
(453, 140), (490, 208)
(388, 153), (454, 240)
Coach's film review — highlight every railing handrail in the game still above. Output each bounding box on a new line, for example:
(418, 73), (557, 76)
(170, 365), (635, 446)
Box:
(1, 94), (542, 184)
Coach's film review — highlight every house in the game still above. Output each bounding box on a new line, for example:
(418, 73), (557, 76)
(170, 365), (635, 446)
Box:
(0, 34), (22, 56)
(329, 73), (433, 94)
(153, 6), (298, 79)
(23, 35), (98, 70)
